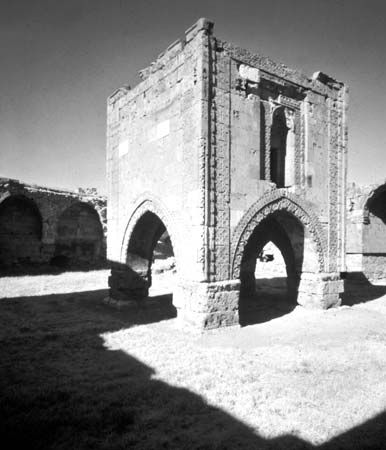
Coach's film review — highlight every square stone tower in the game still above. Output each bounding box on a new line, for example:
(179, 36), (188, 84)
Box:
(107, 18), (348, 328)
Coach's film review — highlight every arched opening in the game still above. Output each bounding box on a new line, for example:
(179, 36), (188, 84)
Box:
(150, 230), (176, 295)
(361, 185), (386, 280)
(366, 187), (386, 224)
(0, 195), (42, 267)
(239, 211), (304, 326)
(255, 241), (287, 296)
(53, 202), (104, 268)
(126, 211), (176, 298)
(270, 107), (288, 187)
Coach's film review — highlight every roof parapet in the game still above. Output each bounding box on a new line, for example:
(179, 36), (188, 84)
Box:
(312, 71), (344, 90)
(138, 18), (214, 81)
(185, 17), (214, 42)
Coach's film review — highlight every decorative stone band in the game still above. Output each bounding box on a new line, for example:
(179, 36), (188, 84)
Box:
(230, 190), (328, 278)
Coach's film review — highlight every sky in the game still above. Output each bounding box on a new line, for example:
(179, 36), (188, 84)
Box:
(0, 0), (385, 194)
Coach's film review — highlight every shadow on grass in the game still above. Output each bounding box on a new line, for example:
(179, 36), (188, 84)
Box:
(239, 277), (297, 326)
(0, 260), (111, 277)
(340, 272), (386, 306)
(0, 289), (385, 449)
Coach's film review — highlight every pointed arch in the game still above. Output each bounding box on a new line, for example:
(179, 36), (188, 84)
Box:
(231, 190), (327, 278)
(120, 195), (178, 267)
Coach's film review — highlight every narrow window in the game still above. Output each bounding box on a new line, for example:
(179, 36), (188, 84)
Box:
(270, 108), (288, 187)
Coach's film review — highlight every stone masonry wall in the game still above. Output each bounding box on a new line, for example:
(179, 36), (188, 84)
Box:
(346, 182), (386, 280)
(107, 18), (348, 328)
(213, 39), (348, 279)
(107, 19), (213, 282)
(0, 178), (106, 269)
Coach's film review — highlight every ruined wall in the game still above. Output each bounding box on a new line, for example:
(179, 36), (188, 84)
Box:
(0, 195), (42, 266)
(54, 202), (104, 266)
(347, 182), (386, 280)
(0, 178), (106, 269)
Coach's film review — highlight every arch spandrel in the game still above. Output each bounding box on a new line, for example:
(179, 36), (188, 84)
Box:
(231, 190), (327, 278)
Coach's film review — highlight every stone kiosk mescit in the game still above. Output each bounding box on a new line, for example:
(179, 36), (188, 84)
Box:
(106, 18), (348, 328)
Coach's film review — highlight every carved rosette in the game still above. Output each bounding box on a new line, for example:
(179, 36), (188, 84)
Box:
(230, 191), (327, 278)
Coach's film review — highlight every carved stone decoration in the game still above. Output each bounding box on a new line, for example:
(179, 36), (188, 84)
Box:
(231, 190), (327, 278)
(263, 96), (303, 185)
(284, 107), (296, 186)
(327, 98), (340, 272)
(278, 94), (300, 110)
(207, 34), (218, 281)
(262, 100), (273, 181)
(284, 108), (295, 130)
(297, 107), (305, 186)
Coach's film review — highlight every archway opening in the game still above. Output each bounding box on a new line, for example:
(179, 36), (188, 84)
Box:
(53, 202), (104, 268)
(270, 107), (288, 187)
(255, 241), (287, 297)
(0, 195), (42, 268)
(239, 211), (304, 326)
(126, 211), (176, 299)
(361, 186), (386, 280)
(150, 230), (176, 295)
(366, 187), (386, 224)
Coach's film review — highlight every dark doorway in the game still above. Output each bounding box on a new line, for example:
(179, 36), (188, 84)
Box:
(0, 195), (42, 268)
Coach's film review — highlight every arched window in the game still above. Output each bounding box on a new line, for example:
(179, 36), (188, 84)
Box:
(270, 107), (288, 187)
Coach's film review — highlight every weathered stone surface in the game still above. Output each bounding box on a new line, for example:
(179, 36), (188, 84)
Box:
(346, 182), (386, 280)
(107, 19), (348, 328)
(0, 178), (106, 269)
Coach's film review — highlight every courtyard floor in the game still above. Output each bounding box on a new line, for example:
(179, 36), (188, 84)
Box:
(1, 271), (386, 449)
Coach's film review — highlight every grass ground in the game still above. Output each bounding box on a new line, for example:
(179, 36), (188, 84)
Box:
(1, 271), (386, 449)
